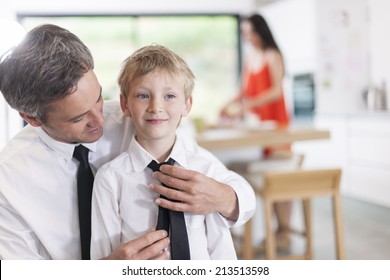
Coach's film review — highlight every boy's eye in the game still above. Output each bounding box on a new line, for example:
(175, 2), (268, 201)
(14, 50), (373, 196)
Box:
(165, 94), (176, 100)
(137, 93), (149, 100)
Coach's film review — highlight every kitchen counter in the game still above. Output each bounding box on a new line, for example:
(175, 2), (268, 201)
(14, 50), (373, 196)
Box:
(197, 125), (330, 151)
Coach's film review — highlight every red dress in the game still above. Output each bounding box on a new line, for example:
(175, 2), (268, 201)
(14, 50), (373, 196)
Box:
(244, 63), (289, 126)
(244, 63), (290, 156)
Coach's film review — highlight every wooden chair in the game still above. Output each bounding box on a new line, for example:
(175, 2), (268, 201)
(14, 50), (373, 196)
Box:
(236, 167), (345, 260)
(228, 153), (304, 259)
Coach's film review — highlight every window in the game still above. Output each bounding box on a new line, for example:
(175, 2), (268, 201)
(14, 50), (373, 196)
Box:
(20, 15), (241, 124)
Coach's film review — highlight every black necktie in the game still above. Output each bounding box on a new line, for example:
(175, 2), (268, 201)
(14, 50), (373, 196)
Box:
(148, 158), (191, 260)
(73, 145), (94, 260)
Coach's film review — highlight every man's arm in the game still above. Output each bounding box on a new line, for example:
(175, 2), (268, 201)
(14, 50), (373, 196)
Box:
(0, 203), (49, 260)
(150, 165), (239, 220)
(151, 162), (256, 227)
(153, 127), (256, 226)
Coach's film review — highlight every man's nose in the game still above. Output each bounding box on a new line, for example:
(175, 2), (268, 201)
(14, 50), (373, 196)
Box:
(88, 108), (104, 127)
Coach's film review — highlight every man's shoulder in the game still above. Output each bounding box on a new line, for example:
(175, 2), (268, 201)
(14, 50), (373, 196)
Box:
(103, 99), (120, 113)
(101, 99), (130, 134)
(102, 100), (123, 121)
(0, 125), (40, 164)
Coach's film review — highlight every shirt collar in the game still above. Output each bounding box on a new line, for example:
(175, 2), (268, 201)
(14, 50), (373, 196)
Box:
(36, 127), (98, 161)
(128, 134), (189, 172)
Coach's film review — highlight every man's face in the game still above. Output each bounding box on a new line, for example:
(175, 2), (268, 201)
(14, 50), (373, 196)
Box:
(35, 70), (104, 144)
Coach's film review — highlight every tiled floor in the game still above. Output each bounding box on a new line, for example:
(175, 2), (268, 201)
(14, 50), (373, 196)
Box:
(236, 196), (390, 260)
(309, 196), (390, 260)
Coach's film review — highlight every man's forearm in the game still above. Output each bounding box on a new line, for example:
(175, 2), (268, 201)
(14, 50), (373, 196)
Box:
(218, 183), (239, 221)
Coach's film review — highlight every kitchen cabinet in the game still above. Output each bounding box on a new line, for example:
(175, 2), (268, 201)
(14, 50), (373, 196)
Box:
(345, 115), (390, 207)
(296, 113), (390, 208)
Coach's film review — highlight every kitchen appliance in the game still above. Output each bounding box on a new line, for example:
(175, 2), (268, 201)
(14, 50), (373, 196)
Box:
(363, 81), (387, 111)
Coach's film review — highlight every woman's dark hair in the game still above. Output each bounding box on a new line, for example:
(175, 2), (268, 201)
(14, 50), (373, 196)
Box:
(245, 14), (280, 51)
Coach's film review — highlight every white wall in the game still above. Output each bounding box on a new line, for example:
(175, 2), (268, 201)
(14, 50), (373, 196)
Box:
(260, 0), (375, 115)
(260, 0), (317, 75)
(315, 0), (370, 114)
(368, 0), (390, 104)
(0, 0), (25, 150)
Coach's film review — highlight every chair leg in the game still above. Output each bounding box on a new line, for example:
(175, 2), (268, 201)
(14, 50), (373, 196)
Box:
(264, 199), (276, 259)
(332, 193), (345, 260)
(242, 219), (253, 260)
(302, 199), (313, 259)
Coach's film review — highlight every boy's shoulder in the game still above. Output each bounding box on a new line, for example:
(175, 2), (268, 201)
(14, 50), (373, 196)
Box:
(175, 133), (215, 170)
(179, 148), (216, 173)
(97, 151), (130, 175)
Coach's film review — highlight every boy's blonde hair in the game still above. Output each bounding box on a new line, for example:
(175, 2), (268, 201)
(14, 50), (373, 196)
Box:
(118, 44), (195, 100)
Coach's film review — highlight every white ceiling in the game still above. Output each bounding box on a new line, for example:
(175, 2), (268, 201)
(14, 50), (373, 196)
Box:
(3, 0), (285, 16)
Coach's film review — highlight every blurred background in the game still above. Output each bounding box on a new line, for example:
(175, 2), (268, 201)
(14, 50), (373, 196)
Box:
(1, 0), (390, 259)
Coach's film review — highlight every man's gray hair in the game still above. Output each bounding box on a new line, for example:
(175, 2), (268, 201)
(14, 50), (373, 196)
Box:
(0, 24), (94, 122)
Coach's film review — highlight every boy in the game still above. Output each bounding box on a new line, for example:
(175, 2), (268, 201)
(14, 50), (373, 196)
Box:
(90, 44), (237, 260)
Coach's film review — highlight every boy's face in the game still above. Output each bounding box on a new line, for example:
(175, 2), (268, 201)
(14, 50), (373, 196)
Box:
(120, 71), (192, 147)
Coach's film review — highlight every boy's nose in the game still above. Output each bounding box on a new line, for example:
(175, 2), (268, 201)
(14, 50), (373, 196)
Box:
(148, 98), (163, 113)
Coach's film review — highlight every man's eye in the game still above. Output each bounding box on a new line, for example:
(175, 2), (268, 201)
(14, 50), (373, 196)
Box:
(72, 117), (83, 123)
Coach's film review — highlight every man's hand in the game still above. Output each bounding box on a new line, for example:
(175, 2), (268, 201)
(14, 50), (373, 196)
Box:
(103, 230), (170, 260)
(149, 165), (239, 221)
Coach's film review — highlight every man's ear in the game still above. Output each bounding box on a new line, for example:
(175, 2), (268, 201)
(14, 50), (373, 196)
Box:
(182, 96), (193, 117)
(19, 112), (43, 127)
(120, 94), (131, 117)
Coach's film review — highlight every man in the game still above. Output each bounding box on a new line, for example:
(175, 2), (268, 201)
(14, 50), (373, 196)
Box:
(0, 24), (255, 260)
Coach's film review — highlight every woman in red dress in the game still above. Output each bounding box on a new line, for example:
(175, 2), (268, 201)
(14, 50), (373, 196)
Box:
(220, 14), (293, 250)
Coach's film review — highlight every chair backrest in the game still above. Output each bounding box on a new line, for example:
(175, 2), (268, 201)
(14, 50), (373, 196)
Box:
(261, 168), (342, 201)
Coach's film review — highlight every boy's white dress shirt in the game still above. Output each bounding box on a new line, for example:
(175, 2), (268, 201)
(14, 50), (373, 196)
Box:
(91, 135), (238, 260)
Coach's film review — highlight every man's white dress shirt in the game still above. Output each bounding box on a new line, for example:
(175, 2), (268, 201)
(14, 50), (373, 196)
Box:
(0, 101), (255, 259)
(91, 135), (238, 260)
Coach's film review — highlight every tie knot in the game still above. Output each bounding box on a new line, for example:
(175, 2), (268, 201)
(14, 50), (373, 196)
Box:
(73, 145), (90, 165)
(147, 158), (175, 172)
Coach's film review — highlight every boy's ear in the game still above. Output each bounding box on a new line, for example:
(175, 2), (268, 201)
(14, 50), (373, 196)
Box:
(120, 94), (131, 117)
(182, 96), (192, 117)
(19, 112), (43, 127)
